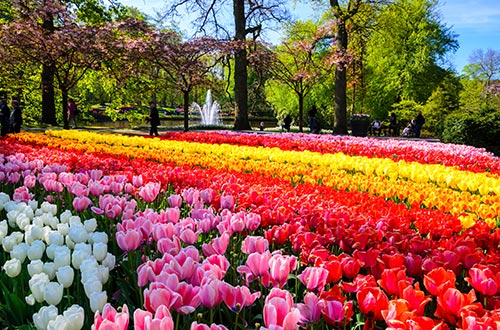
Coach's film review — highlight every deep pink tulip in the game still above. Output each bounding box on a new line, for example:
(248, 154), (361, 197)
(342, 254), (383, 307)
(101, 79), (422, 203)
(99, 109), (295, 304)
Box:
(245, 251), (271, 277)
(157, 237), (181, 255)
(269, 253), (297, 288)
(174, 282), (201, 314)
(319, 299), (354, 327)
(42, 179), (63, 192)
(204, 254), (230, 277)
(139, 182), (161, 203)
(219, 194), (235, 211)
(134, 306), (174, 330)
(241, 236), (269, 254)
(23, 174), (36, 189)
(116, 229), (142, 252)
(229, 212), (246, 233)
(297, 292), (321, 324)
(244, 212), (261, 231)
(179, 228), (200, 245)
(58, 172), (75, 186)
(298, 266), (329, 292)
(168, 194), (183, 208)
(200, 188), (216, 204)
(467, 266), (500, 296)
(88, 169), (103, 181)
(199, 278), (223, 308)
(144, 282), (182, 312)
(13, 186), (33, 203)
(190, 322), (228, 330)
(220, 282), (261, 312)
(132, 175), (143, 188)
(93, 304), (129, 330)
(263, 296), (301, 330)
(72, 196), (93, 212)
(202, 232), (230, 256)
(182, 188), (200, 206)
(8, 172), (20, 184)
(164, 207), (181, 223)
(68, 182), (89, 197)
(89, 180), (105, 197)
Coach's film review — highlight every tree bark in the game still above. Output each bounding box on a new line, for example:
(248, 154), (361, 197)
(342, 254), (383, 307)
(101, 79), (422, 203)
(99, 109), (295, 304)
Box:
(183, 89), (190, 132)
(233, 0), (251, 130)
(61, 88), (69, 129)
(41, 16), (57, 125)
(298, 92), (304, 132)
(331, 0), (348, 135)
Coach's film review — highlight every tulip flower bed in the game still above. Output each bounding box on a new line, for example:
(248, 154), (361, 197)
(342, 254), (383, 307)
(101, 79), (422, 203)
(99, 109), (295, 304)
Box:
(1, 130), (500, 330)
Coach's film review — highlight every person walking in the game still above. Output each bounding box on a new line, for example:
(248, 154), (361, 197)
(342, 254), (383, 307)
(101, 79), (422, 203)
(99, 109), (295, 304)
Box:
(414, 111), (425, 138)
(0, 99), (10, 137)
(148, 101), (160, 136)
(9, 100), (22, 133)
(68, 99), (78, 129)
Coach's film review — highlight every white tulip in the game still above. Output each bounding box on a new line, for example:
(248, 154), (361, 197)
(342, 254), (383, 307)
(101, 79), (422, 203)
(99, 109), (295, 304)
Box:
(89, 232), (108, 244)
(68, 225), (88, 244)
(102, 253), (116, 271)
(3, 200), (17, 212)
(11, 242), (28, 263)
(43, 262), (56, 280)
(41, 201), (57, 216)
(65, 236), (75, 250)
(25, 294), (35, 306)
(71, 249), (89, 270)
(46, 244), (57, 260)
(32, 217), (44, 229)
(56, 265), (74, 288)
(28, 199), (38, 211)
(0, 192), (10, 210)
(15, 212), (31, 231)
(47, 315), (68, 330)
(44, 281), (64, 305)
(29, 272), (50, 303)
(80, 258), (98, 275)
(2, 234), (19, 252)
(28, 260), (44, 277)
(97, 265), (109, 284)
(53, 246), (71, 269)
(60, 210), (72, 224)
(69, 216), (82, 226)
(48, 231), (64, 246)
(0, 220), (8, 241)
(74, 242), (92, 254)
(84, 218), (97, 233)
(7, 209), (20, 228)
(83, 279), (103, 298)
(44, 215), (59, 230)
(3, 258), (22, 278)
(33, 305), (58, 330)
(27, 240), (45, 261)
(57, 223), (69, 236)
(63, 305), (85, 330)
(93, 242), (107, 262)
(89, 291), (107, 313)
(25, 224), (44, 245)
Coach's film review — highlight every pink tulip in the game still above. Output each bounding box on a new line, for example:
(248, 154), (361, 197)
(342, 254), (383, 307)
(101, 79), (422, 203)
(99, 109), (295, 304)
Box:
(200, 188), (216, 204)
(179, 228), (199, 245)
(116, 229), (142, 252)
(297, 292), (321, 323)
(23, 174), (36, 189)
(153, 223), (176, 241)
(168, 194), (183, 208)
(220, 282), (261, 312)
(269, 253), (297, 288)
(42, 179), (64, 192)
(241, 236), (269, 254)
(244, 212), (261, 231)
(297, 267), (329, 292)
(263, 295), (301, 330)
(93, 304), (129, 330)
(174, 282), (201, 314)
(89, 180), (105, 197)
(58, 172), (75, 186)
(190, 322), (228, 330)
(163, 208), (181, 223)
(13, 186), (33, 203)
(72, 196), (93, 212)
(202, 232), (230, 256)
(110, 181), (124, 195)
(68, 182), (89, 197)
(132, 175), (143, 187)
(229, 212), (246, 233)
(134, 306), (174, 330)
(88, 169), (103, 181)
(8, 172), (21, 184)
(199, 278), (223, 308)
(157, 237), (181, 255)
(219, 194), (235, 211)
(144, 282), (182, 312)
(182, 188), (200, 206)
(245, 252), (271, 277)
(139, 182), (161, 203)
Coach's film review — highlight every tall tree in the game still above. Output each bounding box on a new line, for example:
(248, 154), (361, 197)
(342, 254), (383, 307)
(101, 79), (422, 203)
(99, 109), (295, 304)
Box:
(464, 48), (500, 86)
(163, 0), (289, 130)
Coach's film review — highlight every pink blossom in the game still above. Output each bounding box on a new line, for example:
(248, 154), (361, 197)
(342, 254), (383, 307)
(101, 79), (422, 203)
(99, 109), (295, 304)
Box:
(23, 174), (37, 189)
(219, 194), (235, 211)
(168, 194), (183, 208)
(68, 182), (89, 197)
(132, 175), (143, 188)
(139, 182), (161, 203)
(244, 212), (261, 231)
(241, 236), (269, 254)
(89, 180), (105, 197)
(263, 293), (301, 330)
(182, 188), (200, 206)
(297, 267), (329, 292)
(144, 282), (182, 312)
(269, 253), (297, 288)
(200, 188), (216, 204)
(296, 293), (321, 323)
(245, 251), (271, 277)
(134, 305), (174, 330)
(93, 304), (129, 330)
(199, 278), (223, 308)
(42, 179), (64, 192)
(8, 172), (21, 184)
(116, 229), (142, 252)
(190, 322), (228, 330)
(163, 208), (181, 223)
(202, 232), (230, 256)
(220, 282), (261, 312)
(179, 228), (200, 245)
(72, 196), (93, 212)
(13, 186), (33, 203)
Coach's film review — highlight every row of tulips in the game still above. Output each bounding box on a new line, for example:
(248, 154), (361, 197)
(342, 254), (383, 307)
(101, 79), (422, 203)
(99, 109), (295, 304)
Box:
(13, 130), (500, 228)
(1, 131), (500, 330)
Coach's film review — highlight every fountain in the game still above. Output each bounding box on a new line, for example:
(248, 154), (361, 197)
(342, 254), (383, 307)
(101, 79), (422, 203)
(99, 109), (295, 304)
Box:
(191, 89), (222, 126)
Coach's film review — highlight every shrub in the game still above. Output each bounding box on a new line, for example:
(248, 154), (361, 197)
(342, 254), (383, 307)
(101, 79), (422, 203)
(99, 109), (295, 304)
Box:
(442, 108), (500, 155)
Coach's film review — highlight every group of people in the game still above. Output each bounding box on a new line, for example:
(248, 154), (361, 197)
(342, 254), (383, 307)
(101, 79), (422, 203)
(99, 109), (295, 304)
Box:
(370, 111), (425, 138)
(0, 99), (22, 137)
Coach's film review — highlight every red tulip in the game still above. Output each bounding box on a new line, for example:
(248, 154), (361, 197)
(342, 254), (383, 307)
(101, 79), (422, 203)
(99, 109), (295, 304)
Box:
(466, 266), (500, 297)
(357, 286), (389, 321)
(435, 287), (480, 326)
(378, 267), (412, 297)
(423, 267), (456, 296)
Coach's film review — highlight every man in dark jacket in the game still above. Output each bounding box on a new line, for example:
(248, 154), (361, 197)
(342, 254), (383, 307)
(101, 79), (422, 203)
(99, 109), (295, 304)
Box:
(148, 101), (160, 136)
(414, 111), (425, 138)
(10, 100), (22, 133)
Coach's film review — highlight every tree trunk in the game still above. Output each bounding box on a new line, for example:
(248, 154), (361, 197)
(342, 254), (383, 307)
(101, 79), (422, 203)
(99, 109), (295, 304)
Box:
(233, 0), (251, 130)
(331, 0), (348, 135)
(41, 63), (57, 125)
(298, 92), (304, 132)
(183, 90), (190, 132)
(61, 88), (69, 129)
(41, 16), (57, 126)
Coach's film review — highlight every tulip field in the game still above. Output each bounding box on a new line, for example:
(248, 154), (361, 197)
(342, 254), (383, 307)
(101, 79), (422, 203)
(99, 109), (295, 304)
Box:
(2, 130), (500, 330)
